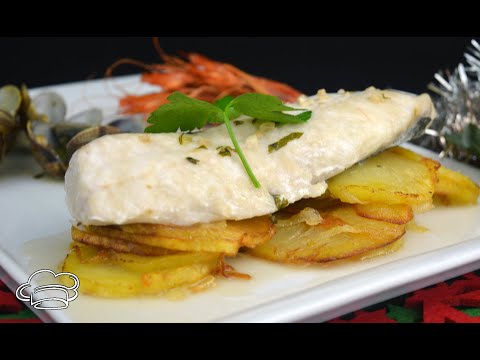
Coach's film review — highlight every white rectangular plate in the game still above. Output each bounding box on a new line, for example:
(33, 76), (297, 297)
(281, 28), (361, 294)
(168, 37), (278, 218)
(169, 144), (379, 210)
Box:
(1, 76), (479, 323)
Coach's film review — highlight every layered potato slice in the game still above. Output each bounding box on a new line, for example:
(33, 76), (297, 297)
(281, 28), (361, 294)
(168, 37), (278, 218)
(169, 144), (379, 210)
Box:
(353, 203), (413, 224)
(248, 146), (479, 265)
(85, 216), (275, 256)
(61, 242), (221, 297)
(72, 226), (174, 256)
(248, 204), (409, 263)
(63, 215), (274, 297)
(349, 238), (405, 261)
(327, 147), (439, 212)
(434, 165), (480, 205)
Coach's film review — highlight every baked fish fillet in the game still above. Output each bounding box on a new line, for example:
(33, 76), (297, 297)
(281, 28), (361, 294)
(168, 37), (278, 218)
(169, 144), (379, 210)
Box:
(65, 87), (435, 226)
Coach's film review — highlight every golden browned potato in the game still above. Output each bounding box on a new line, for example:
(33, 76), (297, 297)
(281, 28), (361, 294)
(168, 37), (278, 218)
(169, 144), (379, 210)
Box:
(72, 226), (174, 256)
(87, 216), (275, 256)
(434, 165), (480, 205)
(61, 243), (221, 297)
(327, 147), (439, 212)
(248, 204), (406, 264)
(350, 238), (405, 261)
(354, 203), (413, 225)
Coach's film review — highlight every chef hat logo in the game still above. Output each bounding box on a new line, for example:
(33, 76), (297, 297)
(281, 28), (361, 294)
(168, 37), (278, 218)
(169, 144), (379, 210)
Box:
(16, 269), (80, 310)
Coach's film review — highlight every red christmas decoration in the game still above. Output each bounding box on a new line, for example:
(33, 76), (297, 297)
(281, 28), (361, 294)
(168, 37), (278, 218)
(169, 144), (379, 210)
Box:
(329, 309), (396, 323)
(0, 289), (22, 313)
(329, 272), (480, 323)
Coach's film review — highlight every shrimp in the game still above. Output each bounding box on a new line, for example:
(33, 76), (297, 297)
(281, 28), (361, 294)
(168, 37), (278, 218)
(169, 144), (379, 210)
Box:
(108, 38), (303, 115)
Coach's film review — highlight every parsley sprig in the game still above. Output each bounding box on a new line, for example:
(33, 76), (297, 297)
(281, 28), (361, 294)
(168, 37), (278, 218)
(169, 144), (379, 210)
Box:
(145, 92), (312, 188)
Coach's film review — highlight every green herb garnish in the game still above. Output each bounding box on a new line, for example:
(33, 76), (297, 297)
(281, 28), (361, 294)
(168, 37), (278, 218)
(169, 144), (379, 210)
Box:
(268, 132), (304, 153)
(186, 157), (199, 164)
(179, 132), (194, 145)
(146, 92), (312, 188)
(272, 195), (289, 210)
(217, 146), (236, 157)
(445, 123), (480, 157)
(197, 145), (207, 150)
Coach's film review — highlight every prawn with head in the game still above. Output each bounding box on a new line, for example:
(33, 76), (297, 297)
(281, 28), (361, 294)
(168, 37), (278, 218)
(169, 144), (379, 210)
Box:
(106, 38), (303, 115)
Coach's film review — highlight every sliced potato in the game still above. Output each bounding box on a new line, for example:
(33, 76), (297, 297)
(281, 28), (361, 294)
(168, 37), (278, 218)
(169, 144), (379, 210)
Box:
(406, 220), (428, 233)
(327, 147), (439, 212)
(248, 204), (406, 263)
(111, 251), (220, 273)
(350, 238), (404, 261)
(276, 207), (323, 227)
(354, 203), (413, 225)
(88, 216), (275, 256)
(61, 243), (221, 297)
(434, 165), (480, 205)
(72, 226), (174, 256)
(323, 205), (407, 240)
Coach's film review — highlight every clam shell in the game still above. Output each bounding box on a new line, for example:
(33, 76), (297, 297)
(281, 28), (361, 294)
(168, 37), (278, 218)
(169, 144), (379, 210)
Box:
(68, 108), (103, 125)
(32, 92), (66, 124)
(107, 115), (147, 133)
(0, 110), (17, 161)
(52, 123), (91, 148)
(26, 119), (66, 178)
(66, 125), (120, 162)
(0, 85), (21, 117)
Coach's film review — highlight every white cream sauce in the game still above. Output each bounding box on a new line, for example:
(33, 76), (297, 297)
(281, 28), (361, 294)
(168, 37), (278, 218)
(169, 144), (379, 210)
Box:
(65, 87), (435, 226)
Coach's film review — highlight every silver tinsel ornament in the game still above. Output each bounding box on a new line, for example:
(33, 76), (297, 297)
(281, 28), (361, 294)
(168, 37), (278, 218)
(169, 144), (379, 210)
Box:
(414, 39), (480, 167)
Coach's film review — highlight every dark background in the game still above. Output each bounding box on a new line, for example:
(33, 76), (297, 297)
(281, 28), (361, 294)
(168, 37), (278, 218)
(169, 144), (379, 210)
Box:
(1, 37), (476, 94)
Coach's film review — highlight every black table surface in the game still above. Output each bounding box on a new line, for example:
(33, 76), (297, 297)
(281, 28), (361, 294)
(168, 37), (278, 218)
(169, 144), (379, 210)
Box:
(1, 37), (475, 94)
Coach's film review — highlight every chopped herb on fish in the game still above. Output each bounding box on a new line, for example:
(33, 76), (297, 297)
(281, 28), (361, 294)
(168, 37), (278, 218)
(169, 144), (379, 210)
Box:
(186, 157), (199, 164)
(179, 133), (193, 145)
(272, 195), (289, 210)
(217, 146), (236, 157)
(268, 132), (304, 153)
